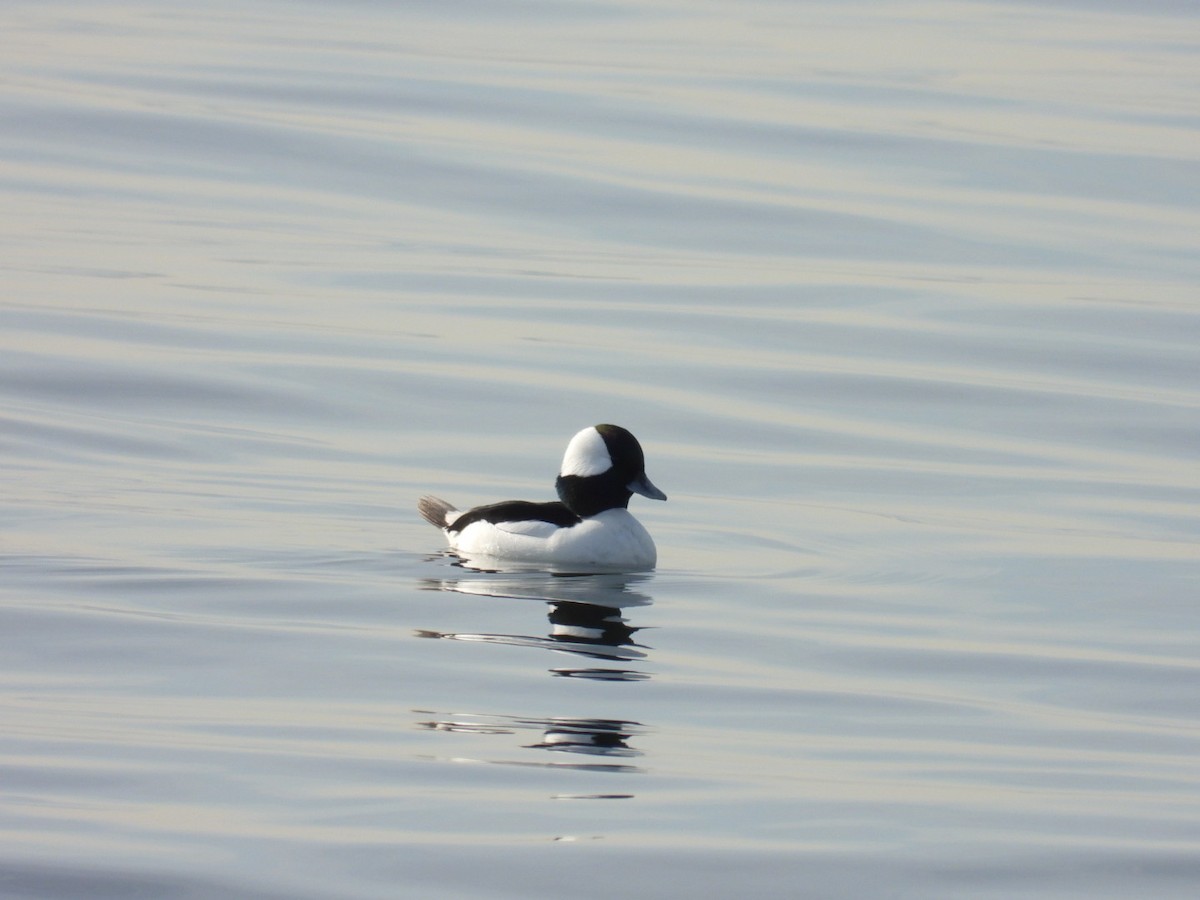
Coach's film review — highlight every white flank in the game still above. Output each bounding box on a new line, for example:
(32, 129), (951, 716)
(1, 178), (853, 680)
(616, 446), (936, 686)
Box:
(449, 508), (656, 571)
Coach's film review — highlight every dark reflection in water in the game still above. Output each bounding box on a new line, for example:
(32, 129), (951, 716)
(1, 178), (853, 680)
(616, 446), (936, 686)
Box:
(416, 559), (655, 681)
(415, 711), (647, 777)
(415, 561), (655, 797)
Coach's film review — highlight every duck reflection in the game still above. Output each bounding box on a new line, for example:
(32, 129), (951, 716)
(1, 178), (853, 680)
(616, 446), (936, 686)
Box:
(416, 711), (645, 779)
(416, 561), (655, 681)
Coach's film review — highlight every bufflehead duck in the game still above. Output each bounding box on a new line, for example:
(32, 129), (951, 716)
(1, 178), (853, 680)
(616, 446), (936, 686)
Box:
(418, 424), (667, 571)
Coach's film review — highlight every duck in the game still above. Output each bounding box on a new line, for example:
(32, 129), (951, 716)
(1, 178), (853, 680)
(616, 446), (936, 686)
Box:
(418, 424), (666, 572)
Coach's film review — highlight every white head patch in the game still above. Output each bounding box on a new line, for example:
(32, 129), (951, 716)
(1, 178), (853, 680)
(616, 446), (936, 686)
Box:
(559, 426), (612, 477)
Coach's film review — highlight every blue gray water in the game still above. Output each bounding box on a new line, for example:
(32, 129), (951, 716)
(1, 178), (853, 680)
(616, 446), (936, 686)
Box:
(3, 1), (1199, 897)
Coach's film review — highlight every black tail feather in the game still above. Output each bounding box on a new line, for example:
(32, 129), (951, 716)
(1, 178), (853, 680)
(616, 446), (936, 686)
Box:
(418, 496), (457, 529)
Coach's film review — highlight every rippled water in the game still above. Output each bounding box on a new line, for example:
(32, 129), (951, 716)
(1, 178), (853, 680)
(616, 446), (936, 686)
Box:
(3, 1), (1199, 897)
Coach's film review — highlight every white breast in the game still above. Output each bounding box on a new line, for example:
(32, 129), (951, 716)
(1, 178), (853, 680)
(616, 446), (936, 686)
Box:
(449, 509), (656, 572)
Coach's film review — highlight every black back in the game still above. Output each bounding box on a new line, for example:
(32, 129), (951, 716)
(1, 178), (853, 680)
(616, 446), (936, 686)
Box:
(446, 500), (581, 534)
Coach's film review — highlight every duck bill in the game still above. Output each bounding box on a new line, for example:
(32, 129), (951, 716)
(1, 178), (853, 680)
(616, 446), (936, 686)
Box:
(627, 473), (667, 501)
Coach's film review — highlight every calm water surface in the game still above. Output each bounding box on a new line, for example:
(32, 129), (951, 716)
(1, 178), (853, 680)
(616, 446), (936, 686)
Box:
(3, 1), (1199, 897)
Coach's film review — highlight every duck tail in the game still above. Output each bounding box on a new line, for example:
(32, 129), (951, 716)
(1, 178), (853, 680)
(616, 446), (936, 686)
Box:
(418, 496), (458, 529)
